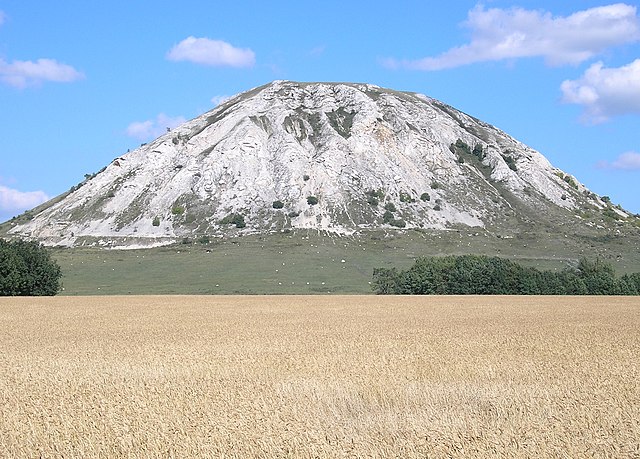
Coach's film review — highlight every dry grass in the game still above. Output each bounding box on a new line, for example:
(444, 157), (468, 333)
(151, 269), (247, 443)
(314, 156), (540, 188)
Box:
(1, 295), (639, 458)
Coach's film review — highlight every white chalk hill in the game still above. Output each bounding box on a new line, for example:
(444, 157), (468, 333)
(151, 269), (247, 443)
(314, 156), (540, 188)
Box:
(6, 81), (615, 247)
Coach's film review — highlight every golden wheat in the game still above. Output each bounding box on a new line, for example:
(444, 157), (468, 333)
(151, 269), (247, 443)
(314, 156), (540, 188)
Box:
(1, 295), (639, 458)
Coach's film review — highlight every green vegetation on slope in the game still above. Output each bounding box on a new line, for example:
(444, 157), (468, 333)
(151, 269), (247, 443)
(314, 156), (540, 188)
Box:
(51, 228), (640, 295)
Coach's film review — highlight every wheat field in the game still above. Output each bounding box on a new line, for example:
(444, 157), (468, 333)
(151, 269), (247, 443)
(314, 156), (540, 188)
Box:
(1, 295), (639, 458)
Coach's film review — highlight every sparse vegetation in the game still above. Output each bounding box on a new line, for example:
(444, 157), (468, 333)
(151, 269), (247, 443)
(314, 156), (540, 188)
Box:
(399, 191), (415, 203)
(220, 213), (246, 228)
(365, 189), (384, 206)
(555, 171), (578, 190)
(389, 218), (406, 228)
(430, 181), (440, 189)
(171, 205), (185, 215)
(503, 155), (518, 171)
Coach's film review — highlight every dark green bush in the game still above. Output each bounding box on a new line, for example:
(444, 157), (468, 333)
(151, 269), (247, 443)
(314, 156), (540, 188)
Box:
(272, 200), (284, 209)
(0, 239), (62, 296)
(152, 216), (160, 226)
(372, 255), (637, 296)
(420, 192), (431, 202)
(383, 210), (394, 223)
(389, 219), (406, 228)
(220, 213), (246, 228)
(399, 192), (415, 203)
(307, 196), (318, 205)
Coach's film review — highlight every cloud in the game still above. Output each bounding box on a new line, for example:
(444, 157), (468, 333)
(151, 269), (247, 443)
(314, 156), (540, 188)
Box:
(597, 151), (640, 170)
(125, 113), (186, 141)
(386, 3), (640, 70)
(211, 95), (231, 106)
(561, 59), (640, 123)
(0, 58), (84, 88)
(0, 10), (6, 26)
(167, 37), (255, 68)
(0, 185), (49, 213)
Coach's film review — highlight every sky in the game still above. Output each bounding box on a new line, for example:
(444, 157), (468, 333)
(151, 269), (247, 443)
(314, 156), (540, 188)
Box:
(1, 1), (639, 222)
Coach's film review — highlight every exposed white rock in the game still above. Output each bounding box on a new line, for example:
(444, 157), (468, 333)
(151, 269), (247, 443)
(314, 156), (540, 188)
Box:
(8, 81), (602, 247)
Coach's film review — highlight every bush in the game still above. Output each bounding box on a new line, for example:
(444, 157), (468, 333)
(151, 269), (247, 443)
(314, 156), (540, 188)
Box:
(472, 144), (485, 160)
(420, 192), (431, 202)
(220, 213), (246, 228)
(389, 219), (406, 228)
(503, 155), (517, 171)
(171, 205), (185, 215)
(288, 211), (300, 218)
(372, 255), (637, 296)
(367, 196), (379, 206)
(272, 200), (284, 209)
(152, 216), (160, 226)
(366, 189), (384, 199)
(307, 196), (318, 205)
(399, 192), (415, 203)
(384, 202), (397, 212)
(0, 239), (62, 296)
(303, 174), (310, 181)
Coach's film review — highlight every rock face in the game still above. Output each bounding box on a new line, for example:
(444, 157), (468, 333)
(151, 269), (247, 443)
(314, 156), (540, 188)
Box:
(5, 80), (615, 247)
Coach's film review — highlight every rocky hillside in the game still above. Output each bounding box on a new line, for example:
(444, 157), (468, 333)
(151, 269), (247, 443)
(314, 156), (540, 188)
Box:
(3, 80), (626, 248)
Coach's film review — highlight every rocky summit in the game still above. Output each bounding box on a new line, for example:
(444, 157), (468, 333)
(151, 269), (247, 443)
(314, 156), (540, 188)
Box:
(3, 81), (627, 248)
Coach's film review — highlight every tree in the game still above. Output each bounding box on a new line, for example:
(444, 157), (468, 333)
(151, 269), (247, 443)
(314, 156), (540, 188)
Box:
(0, 239), (62, 296)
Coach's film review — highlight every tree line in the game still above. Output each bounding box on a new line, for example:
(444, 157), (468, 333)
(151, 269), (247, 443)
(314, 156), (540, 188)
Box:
(0, 239), (62, 296)
(372, 255), (640, 295)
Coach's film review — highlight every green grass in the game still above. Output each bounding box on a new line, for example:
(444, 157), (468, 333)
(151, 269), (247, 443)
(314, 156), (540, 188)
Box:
(52, 228), (640, 295)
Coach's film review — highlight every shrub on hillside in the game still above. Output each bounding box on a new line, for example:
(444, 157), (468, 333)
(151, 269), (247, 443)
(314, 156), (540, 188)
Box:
(220, 213), (246, 228)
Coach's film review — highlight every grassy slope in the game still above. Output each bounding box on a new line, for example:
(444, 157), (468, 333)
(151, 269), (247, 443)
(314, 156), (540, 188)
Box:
(53, 228), (640, 295)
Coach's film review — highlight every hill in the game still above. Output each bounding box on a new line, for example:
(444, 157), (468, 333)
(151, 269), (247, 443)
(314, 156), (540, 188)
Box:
(3, 80), (637, 249)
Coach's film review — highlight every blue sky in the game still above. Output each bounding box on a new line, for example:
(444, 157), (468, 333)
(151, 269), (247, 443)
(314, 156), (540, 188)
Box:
(1, 1), (639, 222)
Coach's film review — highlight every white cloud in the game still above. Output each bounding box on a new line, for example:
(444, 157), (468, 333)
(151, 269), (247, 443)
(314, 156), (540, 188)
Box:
(597, 151), (640, 170)
(0, 185), (49, 213)
(125, 113), (186, 141)
(211, 95), (231, 106)
(386, 4), (640, 70)
(0, 10), (6, 26)
(167, 37), (255, 68)
(561, 59), (640, 123)
(0, 58), (84, 88)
